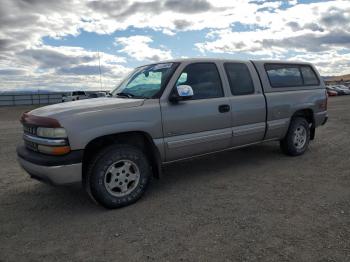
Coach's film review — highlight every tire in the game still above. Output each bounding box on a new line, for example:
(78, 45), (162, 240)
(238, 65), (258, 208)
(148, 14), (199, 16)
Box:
(85, 144), (151, 209)
(280, 117), (310, 156)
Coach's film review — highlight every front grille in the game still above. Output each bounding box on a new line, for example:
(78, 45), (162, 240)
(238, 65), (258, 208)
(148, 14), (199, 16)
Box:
(24, 140), (38, 152)
(23, 125), (37, 136)
(23, 124), (37, 151)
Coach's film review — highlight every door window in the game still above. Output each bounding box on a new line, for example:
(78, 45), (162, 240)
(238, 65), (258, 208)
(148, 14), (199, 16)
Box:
(175, 63), (223, 100)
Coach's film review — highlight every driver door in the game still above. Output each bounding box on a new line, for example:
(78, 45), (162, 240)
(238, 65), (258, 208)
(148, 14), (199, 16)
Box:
(160, 62), (232, 162)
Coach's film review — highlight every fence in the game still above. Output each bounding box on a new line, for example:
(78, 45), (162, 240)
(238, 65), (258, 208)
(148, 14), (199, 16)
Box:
(0, 91), (109, 106)
(0, 93), (63, 106)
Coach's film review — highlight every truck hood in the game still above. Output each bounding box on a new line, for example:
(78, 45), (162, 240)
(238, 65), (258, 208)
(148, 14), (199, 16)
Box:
(29, 97), (145, 118)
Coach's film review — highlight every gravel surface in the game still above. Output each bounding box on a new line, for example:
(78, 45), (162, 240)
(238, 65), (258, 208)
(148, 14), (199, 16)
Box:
(0, 97), (349, 262)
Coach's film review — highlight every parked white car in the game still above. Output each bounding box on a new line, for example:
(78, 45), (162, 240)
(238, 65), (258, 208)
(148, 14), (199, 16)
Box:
(62, 91), (88, 102)
(88, 92), (108, 98)
(332, 86), (350, 95)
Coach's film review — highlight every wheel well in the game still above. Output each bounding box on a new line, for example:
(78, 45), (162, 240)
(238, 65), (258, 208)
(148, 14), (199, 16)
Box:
(292, 109), (315, 140)
(82, 132), (162, 182)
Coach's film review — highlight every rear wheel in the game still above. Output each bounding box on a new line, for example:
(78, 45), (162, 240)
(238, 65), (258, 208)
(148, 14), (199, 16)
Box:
(280, 117), (310, 156)
(85, 144), (151, 208)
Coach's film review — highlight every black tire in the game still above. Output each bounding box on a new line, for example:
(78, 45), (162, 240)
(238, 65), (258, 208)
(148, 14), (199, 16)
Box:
(280, 117), (310, 156)
(85, 144), (151, 209)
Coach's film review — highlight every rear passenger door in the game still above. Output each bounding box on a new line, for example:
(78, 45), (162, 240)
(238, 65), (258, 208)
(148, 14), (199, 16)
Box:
(161, 62), (232, 161)
(223, 62), (267, 146)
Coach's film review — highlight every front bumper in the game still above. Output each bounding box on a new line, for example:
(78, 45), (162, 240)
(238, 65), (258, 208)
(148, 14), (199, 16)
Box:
(17, 145), (83, 185)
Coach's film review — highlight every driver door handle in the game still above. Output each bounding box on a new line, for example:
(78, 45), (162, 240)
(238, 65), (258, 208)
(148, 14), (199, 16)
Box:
(218, 104), (230, 113)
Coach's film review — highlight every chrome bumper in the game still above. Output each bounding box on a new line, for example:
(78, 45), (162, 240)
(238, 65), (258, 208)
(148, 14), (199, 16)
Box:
(18, 157), (82, 185)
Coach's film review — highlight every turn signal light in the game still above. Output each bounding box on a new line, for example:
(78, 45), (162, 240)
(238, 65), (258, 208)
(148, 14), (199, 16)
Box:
(38, 145), (71, 155)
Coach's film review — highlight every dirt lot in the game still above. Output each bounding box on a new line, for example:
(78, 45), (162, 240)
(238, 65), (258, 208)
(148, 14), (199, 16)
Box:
(0, 97), (349, 262)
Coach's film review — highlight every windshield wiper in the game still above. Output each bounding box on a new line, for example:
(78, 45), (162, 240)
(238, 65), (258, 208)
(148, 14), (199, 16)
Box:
(116, 92), (135, 98)
(116, 92), (148, 99)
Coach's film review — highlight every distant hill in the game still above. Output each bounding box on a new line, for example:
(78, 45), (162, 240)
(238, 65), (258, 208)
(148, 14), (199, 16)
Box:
(326, 74), (350, 82)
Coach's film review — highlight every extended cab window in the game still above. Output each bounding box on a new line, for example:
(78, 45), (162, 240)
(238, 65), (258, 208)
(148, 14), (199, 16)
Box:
(175, 63), (223, 100)
(224, 63), (254, 95)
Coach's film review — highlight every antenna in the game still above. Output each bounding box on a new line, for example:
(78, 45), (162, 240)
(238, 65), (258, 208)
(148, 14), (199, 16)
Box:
(97, 50), (103, 91)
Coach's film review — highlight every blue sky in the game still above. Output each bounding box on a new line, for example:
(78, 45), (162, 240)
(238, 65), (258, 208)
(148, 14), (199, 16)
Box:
(0, 0), (349, 91)
(43, 28), (210, 67)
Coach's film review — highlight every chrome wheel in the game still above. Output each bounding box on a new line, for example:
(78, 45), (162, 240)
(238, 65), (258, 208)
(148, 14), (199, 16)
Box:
(104, 159), (140, 197)
(293, 125), (307, 149)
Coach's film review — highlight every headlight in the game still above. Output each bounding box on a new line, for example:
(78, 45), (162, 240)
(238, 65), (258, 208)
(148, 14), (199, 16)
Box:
(37, 127), (67, 138)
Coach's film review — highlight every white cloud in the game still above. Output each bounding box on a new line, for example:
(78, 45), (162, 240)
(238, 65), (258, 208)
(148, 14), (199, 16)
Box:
(196, 1), (350, 52)
(0, 0), (350, 91)
(115, 35), (173, 62)
(288, 50), (350, 76)
(0, 44), (131, 91)
(195, 0), (350, 75)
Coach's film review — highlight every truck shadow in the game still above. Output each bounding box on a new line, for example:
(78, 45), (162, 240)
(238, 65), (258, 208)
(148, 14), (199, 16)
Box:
(149, 142), (283, 195)
(7, 142), (283, 212)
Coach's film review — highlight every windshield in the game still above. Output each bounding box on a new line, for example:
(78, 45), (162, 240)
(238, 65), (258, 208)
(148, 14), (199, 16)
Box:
(111, 62), (178, 99)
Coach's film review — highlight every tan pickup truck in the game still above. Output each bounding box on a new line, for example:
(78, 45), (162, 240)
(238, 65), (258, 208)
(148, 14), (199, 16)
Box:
(17, 58), (328, 208)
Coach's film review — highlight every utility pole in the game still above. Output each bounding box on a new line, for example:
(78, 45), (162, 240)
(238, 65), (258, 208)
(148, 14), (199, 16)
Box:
(98, 50), (103, 92)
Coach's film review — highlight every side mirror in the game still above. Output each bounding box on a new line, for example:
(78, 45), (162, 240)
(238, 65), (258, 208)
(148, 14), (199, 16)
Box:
(169, 85), (194, 102)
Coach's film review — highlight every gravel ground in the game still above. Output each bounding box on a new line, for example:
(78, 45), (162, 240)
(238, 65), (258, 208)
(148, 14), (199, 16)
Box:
(0, 97), (349, 262)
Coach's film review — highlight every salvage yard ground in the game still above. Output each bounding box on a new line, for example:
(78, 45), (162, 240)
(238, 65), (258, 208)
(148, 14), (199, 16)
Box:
(0, 96), (349, 262)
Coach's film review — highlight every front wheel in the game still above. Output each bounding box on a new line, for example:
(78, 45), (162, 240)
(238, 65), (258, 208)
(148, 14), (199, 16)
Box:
(280, 117), (310, 156)
(85, 145), (151, 208)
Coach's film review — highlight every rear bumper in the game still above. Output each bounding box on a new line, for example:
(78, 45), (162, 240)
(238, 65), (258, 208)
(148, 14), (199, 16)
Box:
(17, 145), (83, 185)
(322, 115), (328, 125)
(314, 111), (328, 127)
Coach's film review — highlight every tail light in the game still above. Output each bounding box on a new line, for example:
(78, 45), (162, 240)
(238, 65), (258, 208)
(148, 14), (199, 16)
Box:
(319, 90), (328, 110)
(318, 90), (327, 111)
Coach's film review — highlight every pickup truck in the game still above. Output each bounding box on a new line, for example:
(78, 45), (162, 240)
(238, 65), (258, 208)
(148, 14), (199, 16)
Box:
(17, 58), (328, 208)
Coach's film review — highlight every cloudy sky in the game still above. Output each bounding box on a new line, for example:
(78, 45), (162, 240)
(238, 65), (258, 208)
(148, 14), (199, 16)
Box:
(0, 0), (349, 92)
